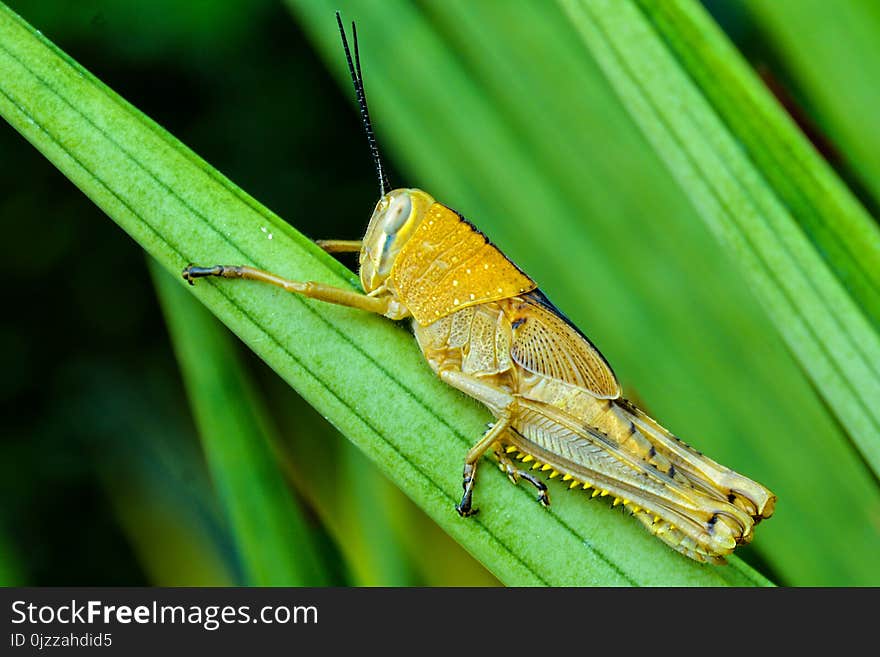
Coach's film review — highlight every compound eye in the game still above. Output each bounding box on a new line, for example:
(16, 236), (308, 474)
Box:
(383, 193), (412, 234)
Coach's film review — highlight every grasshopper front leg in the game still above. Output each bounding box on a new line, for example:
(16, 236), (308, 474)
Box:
(182, 264), (395, 317)
(315, 239), (362, 253)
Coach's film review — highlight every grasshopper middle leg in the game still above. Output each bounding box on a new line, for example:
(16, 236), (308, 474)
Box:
(438, 369), (541, 517)
(455, 416), (511, 517)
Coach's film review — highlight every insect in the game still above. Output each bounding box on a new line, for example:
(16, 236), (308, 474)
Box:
(183, 13), (775, 564)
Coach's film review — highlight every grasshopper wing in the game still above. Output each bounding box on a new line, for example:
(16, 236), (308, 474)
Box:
(508, 291), (621, 399)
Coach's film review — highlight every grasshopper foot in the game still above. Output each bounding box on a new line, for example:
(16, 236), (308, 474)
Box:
(495, 446), (551, 508)
(182, 264), (226, 285)
(456, 463), (479, 517)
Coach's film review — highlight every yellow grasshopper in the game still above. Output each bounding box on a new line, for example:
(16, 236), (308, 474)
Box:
(183, 14), (775, 564)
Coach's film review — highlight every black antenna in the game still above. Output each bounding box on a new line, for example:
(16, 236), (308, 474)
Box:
(336, 12), (390, 197)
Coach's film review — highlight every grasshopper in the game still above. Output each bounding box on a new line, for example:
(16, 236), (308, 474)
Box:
(183, 14), (775, 564)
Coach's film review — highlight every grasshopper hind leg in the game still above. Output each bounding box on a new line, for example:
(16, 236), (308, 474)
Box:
(493, 445), (550, 508)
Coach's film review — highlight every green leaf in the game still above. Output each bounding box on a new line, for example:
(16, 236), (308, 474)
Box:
(151, 261), (330, 586)
(738, 0), (880, 215)
(290, 0), (880, 585)
(0, 2), (768, 585)
(558, 0), (880, 478)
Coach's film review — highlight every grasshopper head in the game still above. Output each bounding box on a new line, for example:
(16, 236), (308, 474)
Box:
(360, 188), (434, 293)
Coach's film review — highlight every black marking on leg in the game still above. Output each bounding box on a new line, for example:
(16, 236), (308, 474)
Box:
(648, 445), (656, 459)
(456, 478), (477, 517)
(708, 513), (719, 531)
(518, 471), (547, 492)
(456, 463), (479, 517)
(182, 264), (226, 284)
(518, 471), (550, 507)
(455, 493), (478, 518)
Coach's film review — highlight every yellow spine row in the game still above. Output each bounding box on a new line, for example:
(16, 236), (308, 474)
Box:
(504, 444), (665, 521)
(503, 443), (723, 564)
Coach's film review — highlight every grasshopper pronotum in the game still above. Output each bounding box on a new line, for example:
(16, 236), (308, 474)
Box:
(183, 14), (775, 564)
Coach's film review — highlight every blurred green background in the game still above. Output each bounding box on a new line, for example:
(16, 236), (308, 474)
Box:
(1, 0), (878, 586)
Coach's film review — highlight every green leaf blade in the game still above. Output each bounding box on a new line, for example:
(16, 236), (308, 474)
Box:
(559, 0), (880, 480)
(644, 0), (880, 326)
(738, 0), (880, 217)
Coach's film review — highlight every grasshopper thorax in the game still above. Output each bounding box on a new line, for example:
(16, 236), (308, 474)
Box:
(359, 188), (435, 294)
